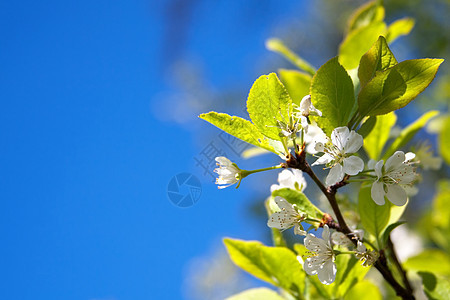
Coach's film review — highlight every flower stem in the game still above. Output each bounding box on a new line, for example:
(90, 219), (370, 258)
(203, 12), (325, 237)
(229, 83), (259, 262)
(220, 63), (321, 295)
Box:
(241, 164), (282, 177)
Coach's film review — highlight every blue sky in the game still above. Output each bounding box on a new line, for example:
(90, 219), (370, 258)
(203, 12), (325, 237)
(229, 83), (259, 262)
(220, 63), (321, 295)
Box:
(0, 0), (310, 299)
(2, 0), (445, 299)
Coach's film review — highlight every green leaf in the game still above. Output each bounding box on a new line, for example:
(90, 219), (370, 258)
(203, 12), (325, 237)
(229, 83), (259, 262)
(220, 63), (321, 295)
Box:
(339, 21), (387, 70)
(347, 0), (385, 33)
(439, 116), (450, 164)
(418, 272), (450, 300)
(247, 73), (293, 140)
(363, 112), (397, 160)
(422, 180), (450, 251)
(358, 59), (444, 117)
(224, 238), (305, 293)
(225, 288), (285, 300)
(272, 188), (323, 220)
(199, 112), (280, 154)
(358, 186), (390, 241)
(357, 116), (377, 138)
(385, 17), (415, 43)
(358, 36), (397, 88)
(381, 221), (405, 246)
(336, 256), (371, 297)
(241, 147), (269, 159)
(266, 38), (316, 76)
(383, 110), (439, 159)
(432, 180), (450, 230)
(344, 280), (382, 300)
(387, 200), (407, 227)
(278, 69), (312, 105)
(404, 250), (450, 276)
(224, 239), (275, 285)
(310, 57), (355, 135)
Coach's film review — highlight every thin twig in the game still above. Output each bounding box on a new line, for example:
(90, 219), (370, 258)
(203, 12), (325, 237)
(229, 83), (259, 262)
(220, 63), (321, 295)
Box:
(388, 236), (414, 295)
(285, 145), (415, 300)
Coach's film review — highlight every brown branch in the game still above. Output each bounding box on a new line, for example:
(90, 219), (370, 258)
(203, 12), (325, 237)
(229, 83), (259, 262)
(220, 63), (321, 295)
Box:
(286, 146), (415, 300)
(388, 236), (414, 295)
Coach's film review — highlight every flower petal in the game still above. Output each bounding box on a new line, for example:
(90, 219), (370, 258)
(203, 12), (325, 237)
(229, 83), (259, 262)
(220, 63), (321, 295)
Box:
(371, 181), (386, 205)
(312, 153), (333, 166)
(267, 211), (294, 230)
(317, 260), (337, 285)
(215, 156), (232, 166)
(405, 152), (416, 162)
(331, 127), (350, 150)
(270, 184), (281, 193)
(386, 184), (408, 206)
(326, 164), (344, 186)
(304, 233), (329, 252)
(343, 130), (363, 153)
(294, 224), (306, 235)
(321, 225), (330, 241)
(292, 169), (307, 191)
(277, 169), (295, 188)
(357, 241), (367, 253)
(374, 160), (384, 178)
(343, 156), (364, 175)
(303, 257), (318, 275)
(385, 151), (405, 172)
(273, 196), (296, 213)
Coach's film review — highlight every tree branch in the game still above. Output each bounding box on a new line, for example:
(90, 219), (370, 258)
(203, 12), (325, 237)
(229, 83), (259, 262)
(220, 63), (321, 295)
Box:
(285, 146), (415, 300)
(388, 236), (414, 295)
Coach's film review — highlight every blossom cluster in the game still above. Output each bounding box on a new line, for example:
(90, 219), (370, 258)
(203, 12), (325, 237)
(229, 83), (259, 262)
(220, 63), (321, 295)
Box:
(212, 94), (421, 286)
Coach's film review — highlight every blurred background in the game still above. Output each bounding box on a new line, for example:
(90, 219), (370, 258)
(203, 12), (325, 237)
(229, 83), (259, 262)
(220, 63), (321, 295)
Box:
(0, 0), (448, 299)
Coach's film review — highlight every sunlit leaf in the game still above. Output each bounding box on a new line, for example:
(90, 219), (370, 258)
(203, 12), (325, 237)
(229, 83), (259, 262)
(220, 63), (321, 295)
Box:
(404, 249), (450, 276)
(358, 36), (397, 88)
(385, 17), (415, 43)
(266, 38), (316, 76)
(347, 0), (385, 33)
(272, 188), (323, 220)
(358, 186), (390, 242)
(224, 238), (305, 293)
(339, 21), (387, 70)
(310, 57), (355, 135)
(358, 59), (444, 117)
(363, 112), (397, 160)
(383, 110), (439, 159)
(344, 280), (382, 300)
(247, 73), (292, 140)
(418, 272), (450, 300)
(199, 112), (280, 154)
(278, 69), (311, 105)
(439, 116), (450, 164)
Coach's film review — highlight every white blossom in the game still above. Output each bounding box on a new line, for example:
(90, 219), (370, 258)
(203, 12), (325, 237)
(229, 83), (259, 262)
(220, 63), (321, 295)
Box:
(267, 196), (306, 235)
(371, 151), (417, 206)
(414, 143), (443, 170)
(303, 225), (337, 285)
(355, 241), (379, 267)
(298, 95), (322, 117)
(312, 126), (364, 186)
(293, 95), (322, 133)
(214, 157), (240, 189)
(304, 124), (328, 154)
(270, 169), (307, 192)
(331, 229), (364, 247)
